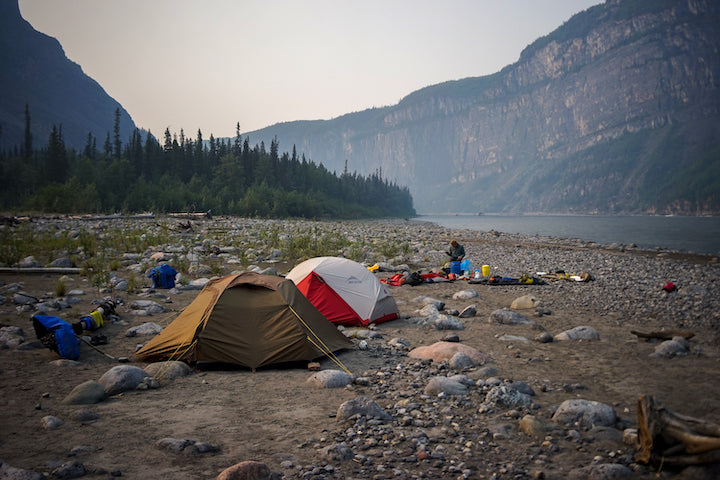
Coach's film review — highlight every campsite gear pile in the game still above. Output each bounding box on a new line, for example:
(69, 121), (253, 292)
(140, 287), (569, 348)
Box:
(72, 298), (117, 333)
(468, 275), (547, 285)
(285, 257), (399, 327)
(134, 272), (353, 369)
(538, 270), (593, 282)
(33, 299), (119, 360)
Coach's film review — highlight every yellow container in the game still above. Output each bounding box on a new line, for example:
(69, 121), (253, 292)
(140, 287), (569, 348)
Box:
(482, 265), (490, 276)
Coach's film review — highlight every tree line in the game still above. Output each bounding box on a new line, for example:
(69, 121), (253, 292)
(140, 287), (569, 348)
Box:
(0, 108), (416, 219)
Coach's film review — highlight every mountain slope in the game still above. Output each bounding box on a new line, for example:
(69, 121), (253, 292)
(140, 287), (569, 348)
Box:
(244, 0), (720, 215)
(0, 0), (135, 152)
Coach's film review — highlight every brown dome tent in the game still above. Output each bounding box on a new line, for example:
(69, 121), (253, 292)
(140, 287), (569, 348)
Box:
(133, 272), (352, 369)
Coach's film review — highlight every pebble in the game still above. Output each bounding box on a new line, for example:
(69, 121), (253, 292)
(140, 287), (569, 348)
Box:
(156, 437), (219, 455)
(41, 415), (64, 430)
(458, 305), (477, 318)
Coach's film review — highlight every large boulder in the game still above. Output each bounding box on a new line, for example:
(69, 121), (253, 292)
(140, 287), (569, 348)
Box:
(552, 399), (617, 428)
(567, 463), (633, 480)
(336, 396), (392, 422)
(489, 309), (535, 325)
(554, 326), (600, 341)
(98, 365), (148, 396)
(0, 460), (45, 480)
(63, 380), (106, 405)
(408, 341), (488, 365)
(216, 461), (271, 480)
(306, 370), (352, 389)
(143, 361), (192, 383)
(510, 295), (539, 310)
(125, 322), (163, 337)
(485, 385), (532, 408)
(425, 376), (469, 396)
(0, 326), (25, 348)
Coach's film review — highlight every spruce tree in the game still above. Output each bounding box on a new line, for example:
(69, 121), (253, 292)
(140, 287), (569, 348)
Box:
(22, 104), (32, 159)
(233, 122), (242, 156)
(113, 108), (122, 159)
(103, 132), (112, 157)
(46, 125), (68, 183)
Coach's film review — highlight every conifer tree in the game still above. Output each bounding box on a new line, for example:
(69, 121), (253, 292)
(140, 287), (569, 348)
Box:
(113, 108), (122, 159)
(46, 125), (68, 183)
(233, 122), (242, 156)
(163, 128), (172, 151)
(22, 104), (32, 159)
(103, 132), (112, 157)
(83, 132), (96, 159)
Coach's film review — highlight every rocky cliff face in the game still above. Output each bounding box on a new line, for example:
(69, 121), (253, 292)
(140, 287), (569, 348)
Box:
(247, 0), (720, 215)
(0, 0), (135, 152)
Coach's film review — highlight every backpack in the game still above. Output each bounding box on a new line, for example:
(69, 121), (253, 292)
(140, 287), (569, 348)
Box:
(405, 272), (424, 286)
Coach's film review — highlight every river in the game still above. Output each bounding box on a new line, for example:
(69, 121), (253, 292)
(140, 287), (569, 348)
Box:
(414, 214), (720, 255)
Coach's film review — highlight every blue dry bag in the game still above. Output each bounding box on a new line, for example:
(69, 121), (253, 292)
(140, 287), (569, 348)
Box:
(32, 315), (80, 360)
(148, 264), (177, 289)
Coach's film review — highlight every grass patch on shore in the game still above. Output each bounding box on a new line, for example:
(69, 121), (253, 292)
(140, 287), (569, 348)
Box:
(2, 218), (415, 287)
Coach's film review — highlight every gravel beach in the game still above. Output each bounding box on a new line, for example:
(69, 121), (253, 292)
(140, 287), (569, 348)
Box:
(1, 215), (719, 480)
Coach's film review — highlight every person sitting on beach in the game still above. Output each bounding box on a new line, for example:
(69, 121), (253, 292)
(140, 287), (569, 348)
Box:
(446, 239), (466, 262)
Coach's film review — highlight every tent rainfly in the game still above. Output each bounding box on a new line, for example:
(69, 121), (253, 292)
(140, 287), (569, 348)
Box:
(286, 256), (399, 327)
(133, 272), (352, 369)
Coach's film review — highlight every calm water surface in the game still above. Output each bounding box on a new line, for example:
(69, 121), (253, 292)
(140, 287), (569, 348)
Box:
(415, 214), (720, 255)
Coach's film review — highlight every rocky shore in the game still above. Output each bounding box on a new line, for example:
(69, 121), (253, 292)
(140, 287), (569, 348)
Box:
(1, 215), (719, 480)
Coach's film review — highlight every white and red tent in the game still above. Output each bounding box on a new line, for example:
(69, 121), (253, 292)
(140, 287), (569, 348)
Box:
(286, 257), (399, 327)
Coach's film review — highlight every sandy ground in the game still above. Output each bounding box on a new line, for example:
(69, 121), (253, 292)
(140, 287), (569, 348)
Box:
(2, 242), (720, 479)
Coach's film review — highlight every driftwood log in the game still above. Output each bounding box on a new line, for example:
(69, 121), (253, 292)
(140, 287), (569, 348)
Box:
(0, 267), (82, 274)
(631, 329), (695, 341)
(637, 395), (720, 466)
(168, 211), (212, 220)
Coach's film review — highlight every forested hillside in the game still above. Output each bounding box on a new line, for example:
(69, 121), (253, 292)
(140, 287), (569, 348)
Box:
(0, 116), (415, 219)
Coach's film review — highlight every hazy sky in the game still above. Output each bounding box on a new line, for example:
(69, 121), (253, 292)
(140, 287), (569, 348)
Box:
(19, 0), (600, 138)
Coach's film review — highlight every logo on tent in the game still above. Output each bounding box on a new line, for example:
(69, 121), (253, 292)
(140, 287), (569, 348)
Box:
(346, 275), (361, 284)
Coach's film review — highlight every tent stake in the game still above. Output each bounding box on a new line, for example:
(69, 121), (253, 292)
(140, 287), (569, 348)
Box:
(76, 335), (117, 361)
